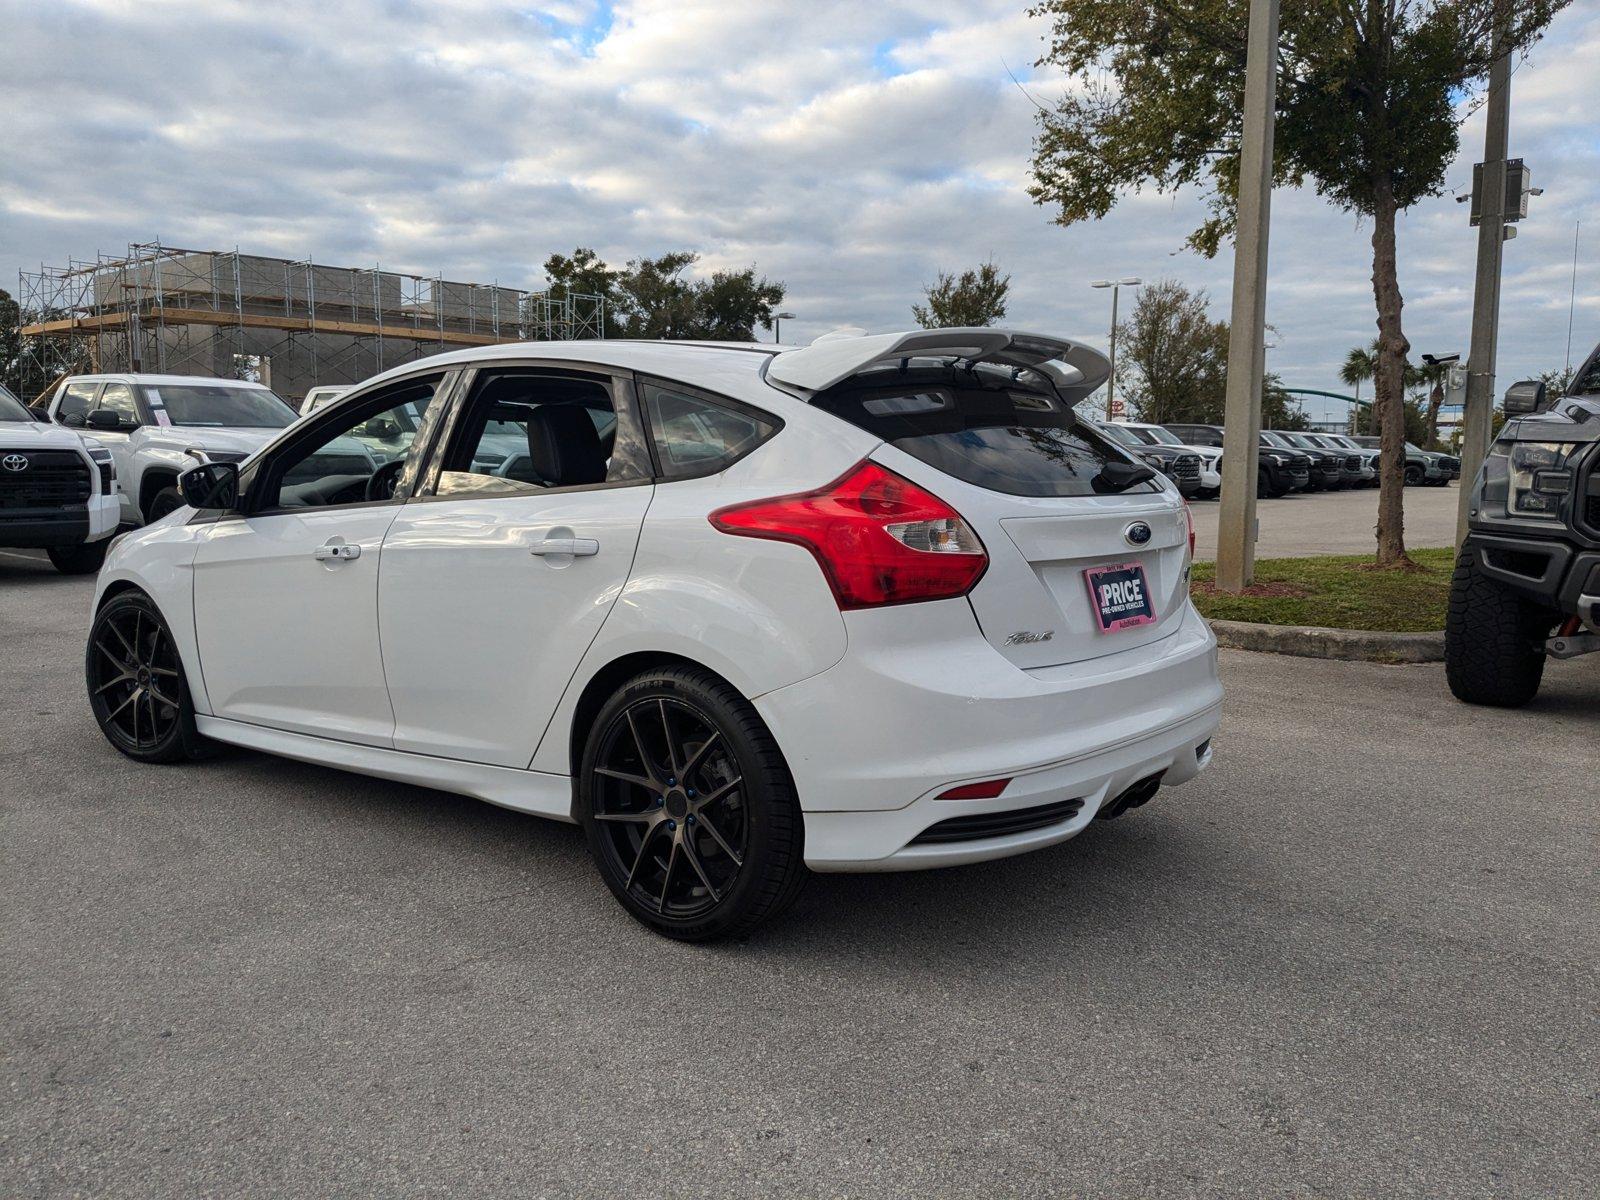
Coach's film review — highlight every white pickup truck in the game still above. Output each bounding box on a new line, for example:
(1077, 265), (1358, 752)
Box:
(0, 383), (121, 573)
(43, 373), (371, 525)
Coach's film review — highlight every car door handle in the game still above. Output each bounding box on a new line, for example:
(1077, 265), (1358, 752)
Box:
(529, 537), (599, 557)
(313, 543), (361, 561)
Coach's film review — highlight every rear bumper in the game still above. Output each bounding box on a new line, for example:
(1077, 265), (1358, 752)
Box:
(754, 598), (1222, 871)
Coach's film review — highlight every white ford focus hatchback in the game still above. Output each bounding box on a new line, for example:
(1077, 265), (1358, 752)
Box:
(86, 329), (1221, 939)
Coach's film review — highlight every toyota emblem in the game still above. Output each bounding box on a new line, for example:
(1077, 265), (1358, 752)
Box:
(1124, 521), (1153, 547)
(2, 454), (28, 473)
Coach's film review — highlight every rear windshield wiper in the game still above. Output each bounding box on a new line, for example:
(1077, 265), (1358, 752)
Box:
(1092, 461), (1157, 494)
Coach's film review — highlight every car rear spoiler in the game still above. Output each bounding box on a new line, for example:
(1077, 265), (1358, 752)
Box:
(764, 328), (1112, 400)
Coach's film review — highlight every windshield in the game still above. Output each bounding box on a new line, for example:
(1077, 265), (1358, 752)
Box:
(1260, 431), (1293, 449)
(1405, 442), (1425, 454)
(144, 384), (296, 429)
(1130, 425), (1184, 446)
(0, 386), (31, 423)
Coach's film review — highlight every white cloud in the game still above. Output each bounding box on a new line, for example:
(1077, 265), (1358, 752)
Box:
(2, 0), (1596, 420)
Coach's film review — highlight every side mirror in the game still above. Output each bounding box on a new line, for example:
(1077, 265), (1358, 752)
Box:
(178, 462), (240, 511)
(365, 418), (401, 439)
(86, 409), (130, 430)
(60, 411), (87, 428)
(1503, 380), (1547, 415)
(31, 407), (52, 423)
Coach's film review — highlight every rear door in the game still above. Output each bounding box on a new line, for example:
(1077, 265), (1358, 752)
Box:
(812, 368), (1190, 669)
(376, 365), (654, 767)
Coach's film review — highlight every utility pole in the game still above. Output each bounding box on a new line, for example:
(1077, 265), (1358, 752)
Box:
(1457, 26), (1511, 546)
(1090, 278), (1140, 419)
(1215, 0), (1280, 592)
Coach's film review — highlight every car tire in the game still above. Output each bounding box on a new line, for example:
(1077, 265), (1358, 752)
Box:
(145, 487), (186, 522)
(85, 590), (211, 763)
(47, 540), (108, 575)
(1444, 552), (1554, 708)
(578, 664), (807, 941)
(1256, 469), (1273, 499)
(1404, 464), (1424, 486)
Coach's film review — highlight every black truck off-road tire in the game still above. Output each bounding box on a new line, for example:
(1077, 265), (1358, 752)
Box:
(578, 664), (807, 941)
(47, 540), (108, 575)
(1445, 552), (1555, 708)
(145, 487), (186, 522)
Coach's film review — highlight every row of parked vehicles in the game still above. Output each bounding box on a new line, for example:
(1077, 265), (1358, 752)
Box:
(1093, 419), (1460, 500)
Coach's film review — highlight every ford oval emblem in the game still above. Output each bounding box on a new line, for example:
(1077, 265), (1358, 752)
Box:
(1124, 521), (1153, 547)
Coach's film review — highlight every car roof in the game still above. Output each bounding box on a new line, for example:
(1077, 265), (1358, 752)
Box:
(59, 373), (274, 388)
(347, 339), (801, 414)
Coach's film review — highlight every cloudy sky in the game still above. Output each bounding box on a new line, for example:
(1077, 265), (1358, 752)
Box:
(3, 0), (1597, 420)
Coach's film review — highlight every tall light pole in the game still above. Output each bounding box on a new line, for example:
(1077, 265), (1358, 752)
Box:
(773, 311), (795, 344)
(1457, 20), (1512, 546)
(1090, 278), (1141, 419)
(1215, 0), (1280, 593)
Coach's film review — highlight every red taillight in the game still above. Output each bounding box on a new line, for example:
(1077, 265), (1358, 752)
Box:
(1182, 501), (1195, 559)
(709, 461), (988, 609)
(937, 778), (1011, 801)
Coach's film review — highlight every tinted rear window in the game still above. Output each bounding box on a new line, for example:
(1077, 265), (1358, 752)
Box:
(812, 370), (1155, 498)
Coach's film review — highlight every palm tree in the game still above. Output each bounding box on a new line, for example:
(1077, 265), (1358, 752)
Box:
(1407, 358), (1449, 449)
(1340, 342), (1377, 434)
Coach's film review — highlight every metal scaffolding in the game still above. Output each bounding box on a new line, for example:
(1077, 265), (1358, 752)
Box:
(14, 239), (606, 402)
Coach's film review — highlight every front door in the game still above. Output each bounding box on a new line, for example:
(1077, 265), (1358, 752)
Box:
(191, 374), (447, 746)
(378, 366), (654, 767)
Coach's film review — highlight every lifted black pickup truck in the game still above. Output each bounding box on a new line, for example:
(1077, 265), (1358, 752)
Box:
(1446, 343), (1600, 706)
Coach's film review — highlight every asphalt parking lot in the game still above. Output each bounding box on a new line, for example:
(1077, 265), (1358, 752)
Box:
(1190, 482), (1459, 560)
(3, 550), (1596, 1198)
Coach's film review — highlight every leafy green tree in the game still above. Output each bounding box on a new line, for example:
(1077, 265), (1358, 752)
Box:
(542, 248), (625, 336)
(1029, 0), (1569, 566)
(1116, 279), (1229, 424)
(912, 262), (1010, 328)
(544, 249), (785, 341)
(0, 288), (21, 396)
(1263, 374), (1311, 430)
(689, 266), (787, 340)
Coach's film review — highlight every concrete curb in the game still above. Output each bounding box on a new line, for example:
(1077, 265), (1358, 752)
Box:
(1209, 619), (1445, 664)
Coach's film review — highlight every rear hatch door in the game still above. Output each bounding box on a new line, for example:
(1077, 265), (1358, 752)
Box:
(800, 349), (1190, 671)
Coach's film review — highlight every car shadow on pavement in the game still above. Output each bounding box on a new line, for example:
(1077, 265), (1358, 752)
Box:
(178, 739), (1228, 965)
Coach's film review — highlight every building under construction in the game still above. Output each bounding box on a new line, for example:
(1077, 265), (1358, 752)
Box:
(15, 240), (605, 403)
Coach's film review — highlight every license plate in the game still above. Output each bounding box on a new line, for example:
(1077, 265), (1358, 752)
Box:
(1084, 561), (1156, 633)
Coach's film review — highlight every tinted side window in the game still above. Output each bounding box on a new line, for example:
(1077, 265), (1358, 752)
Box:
(57, 381), (100, 424)
(642, 382), (776, 479)
(435, 371), (648, 497)
(261, 377), (442, 509)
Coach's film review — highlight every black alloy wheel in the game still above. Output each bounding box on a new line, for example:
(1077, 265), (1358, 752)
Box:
(580, 666), (805, 940)
(86, 591), (204, 762)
